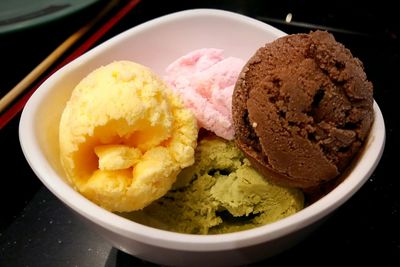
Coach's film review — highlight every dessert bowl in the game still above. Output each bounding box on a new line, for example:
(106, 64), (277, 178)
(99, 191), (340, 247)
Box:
(19, 9), (385, 267)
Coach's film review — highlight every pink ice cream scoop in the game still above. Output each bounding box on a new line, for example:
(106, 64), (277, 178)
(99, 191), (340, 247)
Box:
(164, 48), (244, 140)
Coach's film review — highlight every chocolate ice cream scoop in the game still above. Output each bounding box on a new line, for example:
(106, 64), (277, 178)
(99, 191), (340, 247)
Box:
(232, 31), (374, 189)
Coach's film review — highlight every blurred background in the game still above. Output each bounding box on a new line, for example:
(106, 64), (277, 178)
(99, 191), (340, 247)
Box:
(0, 0), (398, 266)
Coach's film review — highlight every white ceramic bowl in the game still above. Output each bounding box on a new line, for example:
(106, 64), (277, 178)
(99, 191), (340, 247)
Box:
(19, 9), (385, 267)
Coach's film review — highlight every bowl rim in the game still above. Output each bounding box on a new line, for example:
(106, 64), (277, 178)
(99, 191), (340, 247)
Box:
(19, 8), (386, 252)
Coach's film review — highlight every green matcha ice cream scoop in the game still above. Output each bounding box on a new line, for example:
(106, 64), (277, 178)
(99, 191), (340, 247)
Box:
(123, 137), (304, 234)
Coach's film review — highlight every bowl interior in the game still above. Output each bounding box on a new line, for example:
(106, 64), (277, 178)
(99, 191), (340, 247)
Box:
(19, 9), (385, 251)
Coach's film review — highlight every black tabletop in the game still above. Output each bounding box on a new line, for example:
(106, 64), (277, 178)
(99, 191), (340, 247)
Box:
(1, 0), (399, 266)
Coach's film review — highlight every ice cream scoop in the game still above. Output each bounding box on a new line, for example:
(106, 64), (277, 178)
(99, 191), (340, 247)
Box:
(125, 137), (304, 234)
(59, 61), (198, 212)
(164, 48), (244, 140)
(232, 31), (374, 189)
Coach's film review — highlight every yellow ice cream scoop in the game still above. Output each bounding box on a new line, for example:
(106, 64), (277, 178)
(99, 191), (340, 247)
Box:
(59, 61), (198, 212)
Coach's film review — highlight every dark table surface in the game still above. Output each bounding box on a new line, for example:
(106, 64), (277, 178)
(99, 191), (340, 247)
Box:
(0, 0), (399, 266)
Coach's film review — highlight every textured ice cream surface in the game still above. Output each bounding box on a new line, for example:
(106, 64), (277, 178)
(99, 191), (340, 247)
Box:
(59, 61), (198, 212)
(233, 31), (374, 189)
(123, 137), (304, 234)
(164, 48), (245, 140)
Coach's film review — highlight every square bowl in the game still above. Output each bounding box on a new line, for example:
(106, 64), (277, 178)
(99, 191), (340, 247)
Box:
(19, 9), (385, 267)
